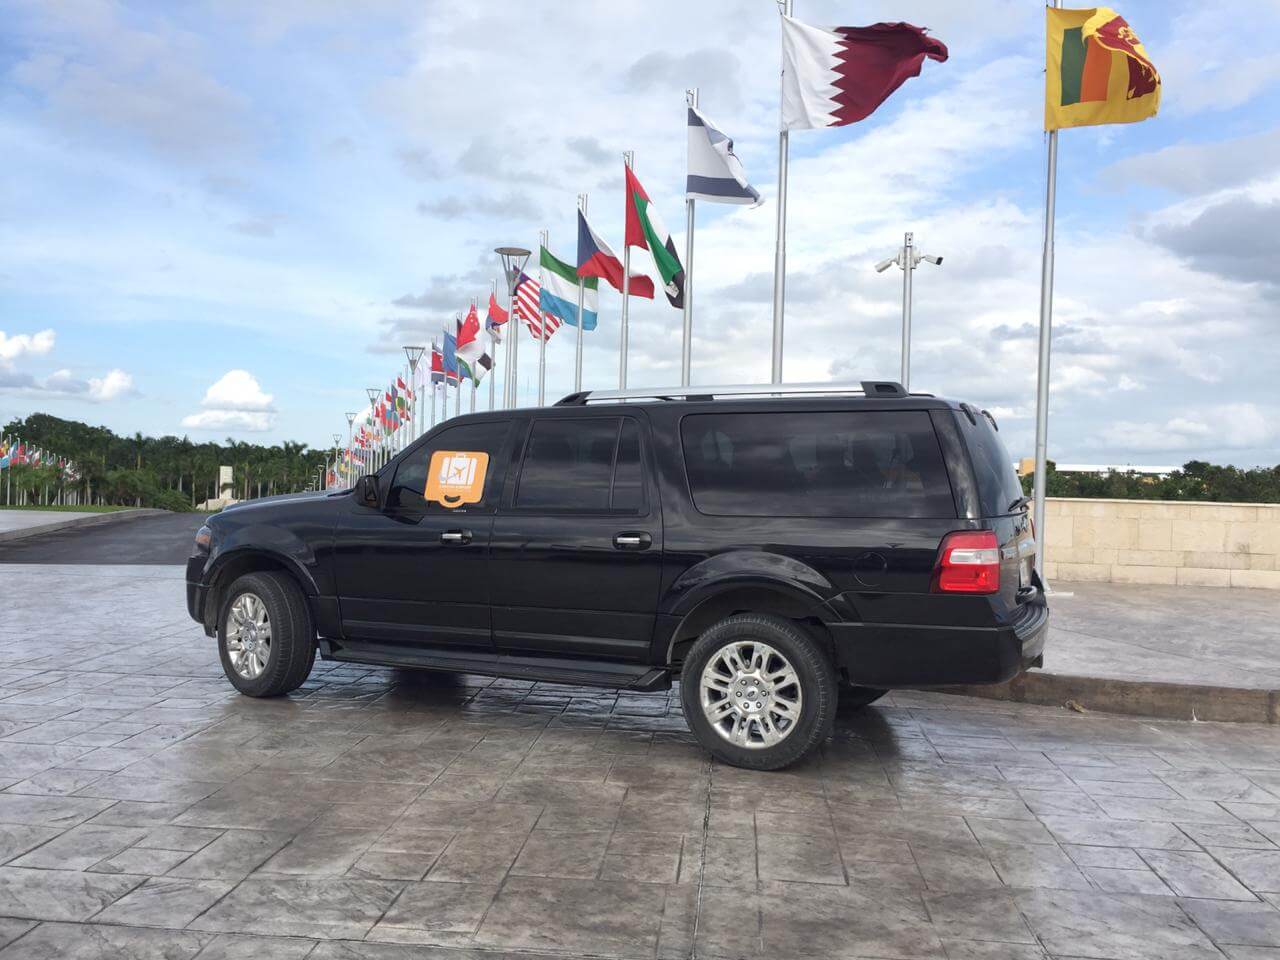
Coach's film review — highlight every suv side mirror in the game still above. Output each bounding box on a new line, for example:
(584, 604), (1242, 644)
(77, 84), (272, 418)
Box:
(356, 474), (381, 509)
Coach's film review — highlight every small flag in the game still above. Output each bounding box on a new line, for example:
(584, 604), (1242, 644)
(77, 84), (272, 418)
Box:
(1045, 7), (1159, 131)
(624, 165), (684, 309)
(457, 307), (493, 383)
(430, 344), (445, 384)
(539, 245), (598, 331)
(442, 331), (460, 383)
(514, 271), (557, 341)
(576, 209), (655, 299)
(780, 17), (948, 130)
(486, 293), (509, 343)
(687, 106), (762, 206)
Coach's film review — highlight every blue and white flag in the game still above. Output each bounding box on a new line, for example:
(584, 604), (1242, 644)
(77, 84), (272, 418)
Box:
(686, 106), (762, 206)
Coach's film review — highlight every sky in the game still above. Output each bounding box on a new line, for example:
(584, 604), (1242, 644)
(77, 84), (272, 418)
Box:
(2, 0), (1279, 466)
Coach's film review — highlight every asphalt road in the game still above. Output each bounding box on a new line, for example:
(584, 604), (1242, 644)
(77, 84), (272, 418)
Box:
(0, 510), (206, 564)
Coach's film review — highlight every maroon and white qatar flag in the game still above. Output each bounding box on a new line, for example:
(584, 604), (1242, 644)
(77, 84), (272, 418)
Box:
(780, 16), (948, 130)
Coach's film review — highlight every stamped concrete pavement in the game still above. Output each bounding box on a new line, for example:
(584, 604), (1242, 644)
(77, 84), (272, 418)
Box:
(4, 563), (1280, 958)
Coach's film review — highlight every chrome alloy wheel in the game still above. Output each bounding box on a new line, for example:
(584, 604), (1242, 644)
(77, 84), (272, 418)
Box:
(699, 640), (803, 749)
(226, 592), (272, 680)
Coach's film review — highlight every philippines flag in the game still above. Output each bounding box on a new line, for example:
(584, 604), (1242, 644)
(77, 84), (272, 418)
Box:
(576, 209), (654, 299)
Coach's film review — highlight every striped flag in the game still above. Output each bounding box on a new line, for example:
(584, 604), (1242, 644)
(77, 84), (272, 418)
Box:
(514, 271), (559, 342)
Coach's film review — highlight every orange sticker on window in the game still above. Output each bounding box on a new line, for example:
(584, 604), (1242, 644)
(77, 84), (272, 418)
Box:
(424, 451), (489, 508)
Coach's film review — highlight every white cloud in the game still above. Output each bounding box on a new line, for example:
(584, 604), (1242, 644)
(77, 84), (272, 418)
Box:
(200, 369), (274, 411)
(0, 328), (55, 363)
(180, 409), (272, 432)
(88, 368), (136, 401)
(1102, 403), (1276, 455)
(183, 369), (275, 432)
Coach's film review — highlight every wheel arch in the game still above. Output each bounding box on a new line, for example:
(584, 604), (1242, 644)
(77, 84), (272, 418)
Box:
(664, 581), (836, 671)
(203, 548), (317, 635)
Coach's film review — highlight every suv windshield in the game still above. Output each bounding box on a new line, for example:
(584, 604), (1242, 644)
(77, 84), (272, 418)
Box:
(955, 411), (1023, 517)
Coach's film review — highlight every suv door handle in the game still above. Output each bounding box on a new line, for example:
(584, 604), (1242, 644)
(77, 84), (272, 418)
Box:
(440, 529), (472, 545)
(613, 532), (652, 551)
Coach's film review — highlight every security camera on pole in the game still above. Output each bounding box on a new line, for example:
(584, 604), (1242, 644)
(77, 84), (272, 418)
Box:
(875, 231), (941, 392)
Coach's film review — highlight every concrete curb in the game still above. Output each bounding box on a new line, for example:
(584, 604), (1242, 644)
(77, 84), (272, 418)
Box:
(936, 670), (1280, 725)
(0, 508), (169, 545)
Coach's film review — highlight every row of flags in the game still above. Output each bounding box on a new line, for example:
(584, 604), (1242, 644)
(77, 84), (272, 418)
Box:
(333, 5), (1161, 526)
(0, 436), (79, 480)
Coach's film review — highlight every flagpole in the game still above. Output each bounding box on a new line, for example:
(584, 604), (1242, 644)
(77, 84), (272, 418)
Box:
(1032, 130), (1058, 580)
(454, 313), (463, 420)
(575, 194), (587, 393)
(682, 88), (698, 387)
(537, 228), (548, 406)
(489, 280), (498, 411)
(770, 0), (793, 384)
(620, 150), (634, 389)
(509, 291), (520, 407)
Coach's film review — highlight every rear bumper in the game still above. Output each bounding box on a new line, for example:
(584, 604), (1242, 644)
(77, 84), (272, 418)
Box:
(829, 598), (1048, 688)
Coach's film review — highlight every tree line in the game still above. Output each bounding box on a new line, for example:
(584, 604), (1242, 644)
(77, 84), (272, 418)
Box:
(1022, 460), (1280, 504)
(3, 413), (335, 511)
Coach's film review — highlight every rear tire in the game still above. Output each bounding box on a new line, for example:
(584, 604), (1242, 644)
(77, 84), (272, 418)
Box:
(680, 613), (836, 771)
(218, 571), (315, 697)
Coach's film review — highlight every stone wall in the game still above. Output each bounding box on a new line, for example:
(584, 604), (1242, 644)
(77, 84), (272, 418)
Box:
(1042, 497), (1280, 590)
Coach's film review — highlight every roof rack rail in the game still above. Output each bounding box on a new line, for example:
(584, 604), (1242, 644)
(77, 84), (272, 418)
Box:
(555, 380), (920, 406)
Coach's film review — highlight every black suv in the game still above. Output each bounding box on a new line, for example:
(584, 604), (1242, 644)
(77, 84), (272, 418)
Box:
(187, 381), (1046, 770)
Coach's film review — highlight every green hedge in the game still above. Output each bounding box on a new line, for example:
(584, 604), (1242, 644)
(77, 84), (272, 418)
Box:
(1021, 461), (1280, 504)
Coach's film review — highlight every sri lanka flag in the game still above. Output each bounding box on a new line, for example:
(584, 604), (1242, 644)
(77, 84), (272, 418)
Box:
(1046, 7), (1158, 130)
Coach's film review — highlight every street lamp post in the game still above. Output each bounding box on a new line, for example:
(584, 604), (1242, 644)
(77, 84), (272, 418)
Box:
(365, 387), (380, 472)
(403, 345), (426, 441)
(495, 246), (531, 408)
(344, 412), (356, 487)
(875, 231), (942, 392)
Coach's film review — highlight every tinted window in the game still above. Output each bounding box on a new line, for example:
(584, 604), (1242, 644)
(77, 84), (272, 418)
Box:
(681, 410), (955, 518)
(612, 420), (644, 511)
(386, 420), (510, 513)
(517, 418), (618, 510)
(956, 411), (1023, 517)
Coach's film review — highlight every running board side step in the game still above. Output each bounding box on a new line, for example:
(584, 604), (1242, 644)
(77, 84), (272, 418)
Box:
(320, 640), (671, 691)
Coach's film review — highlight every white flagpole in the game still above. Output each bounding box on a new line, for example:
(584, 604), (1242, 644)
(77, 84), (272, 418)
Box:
(538, 229), (548, 406)
(509, 290), (520, 408)
(430, 342), (438, 429)
(682, 88), (698, 387)
(620, 150), (634, 389)
(454, 314), (463, 420)
(1032, 129), (1059, 580)
(470, 297), (478, 414)
(770, 0), (793, 384)
(575, 194), (587, 393)
(489, 279), (498, 411)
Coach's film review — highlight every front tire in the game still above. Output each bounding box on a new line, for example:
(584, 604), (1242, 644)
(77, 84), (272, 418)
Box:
(680, 614), (837, 771)
(218, 571), (315, 697)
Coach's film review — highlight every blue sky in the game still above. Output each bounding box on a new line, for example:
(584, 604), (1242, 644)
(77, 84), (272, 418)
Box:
(2, 0), (1278, 465)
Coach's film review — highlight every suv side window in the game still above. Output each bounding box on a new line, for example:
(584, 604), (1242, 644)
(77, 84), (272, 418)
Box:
(515, 417), (647, 513)
(681, 410), (955, 519)
(386, 420), (511, 514)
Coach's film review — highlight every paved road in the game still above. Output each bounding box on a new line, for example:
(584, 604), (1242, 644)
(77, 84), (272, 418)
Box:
(0, 511), (205, 565)
(3, 563), (1280, 958)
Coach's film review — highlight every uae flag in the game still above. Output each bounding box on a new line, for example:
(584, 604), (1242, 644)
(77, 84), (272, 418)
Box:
(781, 17), (947, 129)
(577, 209), (654, 299)
(624, 165), (684, 309)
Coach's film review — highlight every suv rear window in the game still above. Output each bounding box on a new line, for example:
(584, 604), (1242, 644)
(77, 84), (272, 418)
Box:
(955, 411), (1022, 517)
(680, 410), (955, 518)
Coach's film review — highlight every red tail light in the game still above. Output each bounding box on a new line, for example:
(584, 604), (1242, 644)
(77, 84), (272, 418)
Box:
(932, 530), (1000, 594)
